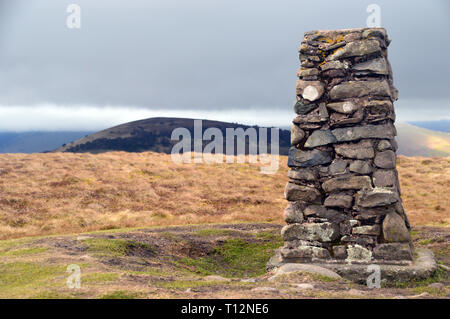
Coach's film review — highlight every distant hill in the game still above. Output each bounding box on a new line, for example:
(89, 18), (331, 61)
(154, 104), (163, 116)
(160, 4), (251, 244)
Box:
(54, 117), (291, 155)
(0, 131), (93, 154)
(396, 122), (450, 157)
(409, 120), (450, 133)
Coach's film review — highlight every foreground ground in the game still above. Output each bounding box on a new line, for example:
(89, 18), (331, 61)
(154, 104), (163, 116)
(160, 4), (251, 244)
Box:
(0, 152), (448, 298)
(0, 223), (448, 299)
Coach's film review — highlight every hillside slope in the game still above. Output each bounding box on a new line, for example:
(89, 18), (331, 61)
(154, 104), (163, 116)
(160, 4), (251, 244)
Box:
(54, 117), (291, 155)
(396, 122), (450, 157)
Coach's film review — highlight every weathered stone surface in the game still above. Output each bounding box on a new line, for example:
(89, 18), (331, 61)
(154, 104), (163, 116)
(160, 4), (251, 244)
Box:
(281, 223), (340, 242)
(268, 263), (342, 281)
(294, 100), (317, 115)
(382, 211), (411, 243)
(285, 182), (322, 204)
(288, 147), (333, 168)
(352, 58), (388, 75)
(291, 125), (305, 145)
(283, 202), (306, 224)
(318, 103), (329, 120)
(331, 123), (396, 142)
(332, 245), (347, 259)
(352, 225), (380, 236)
(320, 60), (349, 71)
(324, 193), (353, 209)
(296, 80), (325, 102)
(373, 243), (413, 260)
(303, 205), (345, 223)
(334, 140), (374, 159)
(356, 188), (399, 207)
(328, 159), (348, 175)
(288, 168), (318, 182)
(280, 246), (331, 260)
(327, 40), (381, 60)
(322, 175), (372, 193)
(326, 101), (359, 114)
(346, 244), (372, 261)
(349, 160), (373, 174)
(362, 100), (395, 122)
(374, 150), (396, 169)
(377, 140), (393, 151)
(297, 67), (319, 78)
(329, 80), (391, 100)
(304, 130), (337, 148)
(329, 109), (364, 126)
(373, 169), (396, 187)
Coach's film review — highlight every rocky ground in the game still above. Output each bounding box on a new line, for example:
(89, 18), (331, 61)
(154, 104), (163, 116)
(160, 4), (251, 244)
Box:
(0, 223), (448, 299)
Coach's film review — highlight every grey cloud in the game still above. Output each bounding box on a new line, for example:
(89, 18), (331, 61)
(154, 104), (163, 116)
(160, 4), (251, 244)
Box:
(0, 0), (449, 117)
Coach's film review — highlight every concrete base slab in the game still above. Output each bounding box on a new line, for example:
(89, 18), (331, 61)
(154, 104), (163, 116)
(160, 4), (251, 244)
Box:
(267, 248), (437, 284)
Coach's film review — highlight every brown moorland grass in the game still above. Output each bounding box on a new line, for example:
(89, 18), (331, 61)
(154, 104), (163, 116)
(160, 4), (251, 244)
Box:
(0, 152), (448, 240)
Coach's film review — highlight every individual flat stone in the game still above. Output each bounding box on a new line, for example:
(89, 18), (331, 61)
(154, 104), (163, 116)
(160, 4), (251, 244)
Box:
(334, 140), (374, 159)
(362, 100), (395, 122)
(324, 193), (353, 209)
(352, 58), (388, 75)
(326, 101), (359, 114)
(329, 80), (391, 100)
(377, 140), (393, 151)
(346, 244), (373, 262)
(291, 125), (305, 145)
(320, 60), (349, 71)
(331, 123), (396, 142)
(294, 100), (317, 115)
(373, 169), (396, 187)
(280, 246), (331, 260)
(296, 80), (325, 102)
(356, 188), (399, 207)
(297, 67), (319, 78)
(349, 160), (373, 174)
(283, 202), (306, 224)
(288, 168), (318, 181)
(304, 130), (337, 148)
(328, 159), (348, 175)
(382, 211), (411, 243)
(322, 175), (372, 193)
(288, 147), (333, 168)
(332, 245), (347, 259)
(281, 222), (340, 242)
(268, 263), (342, 281)
(352, 225), (380, 236)
(373, 243), (413, 260)
(326, 39), (381, 60)
(374, 150), (396, 169)
(303, 205), (345, 224)
(284, 182), (322, 204)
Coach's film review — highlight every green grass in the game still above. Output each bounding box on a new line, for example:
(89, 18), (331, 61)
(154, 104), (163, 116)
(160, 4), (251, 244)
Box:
(178, 235), (283, 278)
(82, 272), (120, 284)
(409, 285), (447, 297)
(0, 262), (66, 297)
(84, 238), (154, 257)
(386, 266), (448, 288)
(1, 247), (48, 257)
(194, 228), (241, 237)
(100, 290), (142, 299)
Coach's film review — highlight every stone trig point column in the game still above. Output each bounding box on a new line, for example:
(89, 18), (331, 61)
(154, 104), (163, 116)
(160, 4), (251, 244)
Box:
(268, 28), (437, 282)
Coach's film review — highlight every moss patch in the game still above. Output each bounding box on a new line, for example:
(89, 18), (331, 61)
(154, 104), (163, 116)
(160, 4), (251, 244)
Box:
(179, 234), (283, 278)
(85, 238), (155, 257)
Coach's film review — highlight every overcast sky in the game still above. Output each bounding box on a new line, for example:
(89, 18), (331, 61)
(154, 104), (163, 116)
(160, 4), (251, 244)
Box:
(0, 0), (449, 131)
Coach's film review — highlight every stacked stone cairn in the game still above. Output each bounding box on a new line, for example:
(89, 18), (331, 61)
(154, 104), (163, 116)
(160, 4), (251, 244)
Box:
(280, 28), (413, 265)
